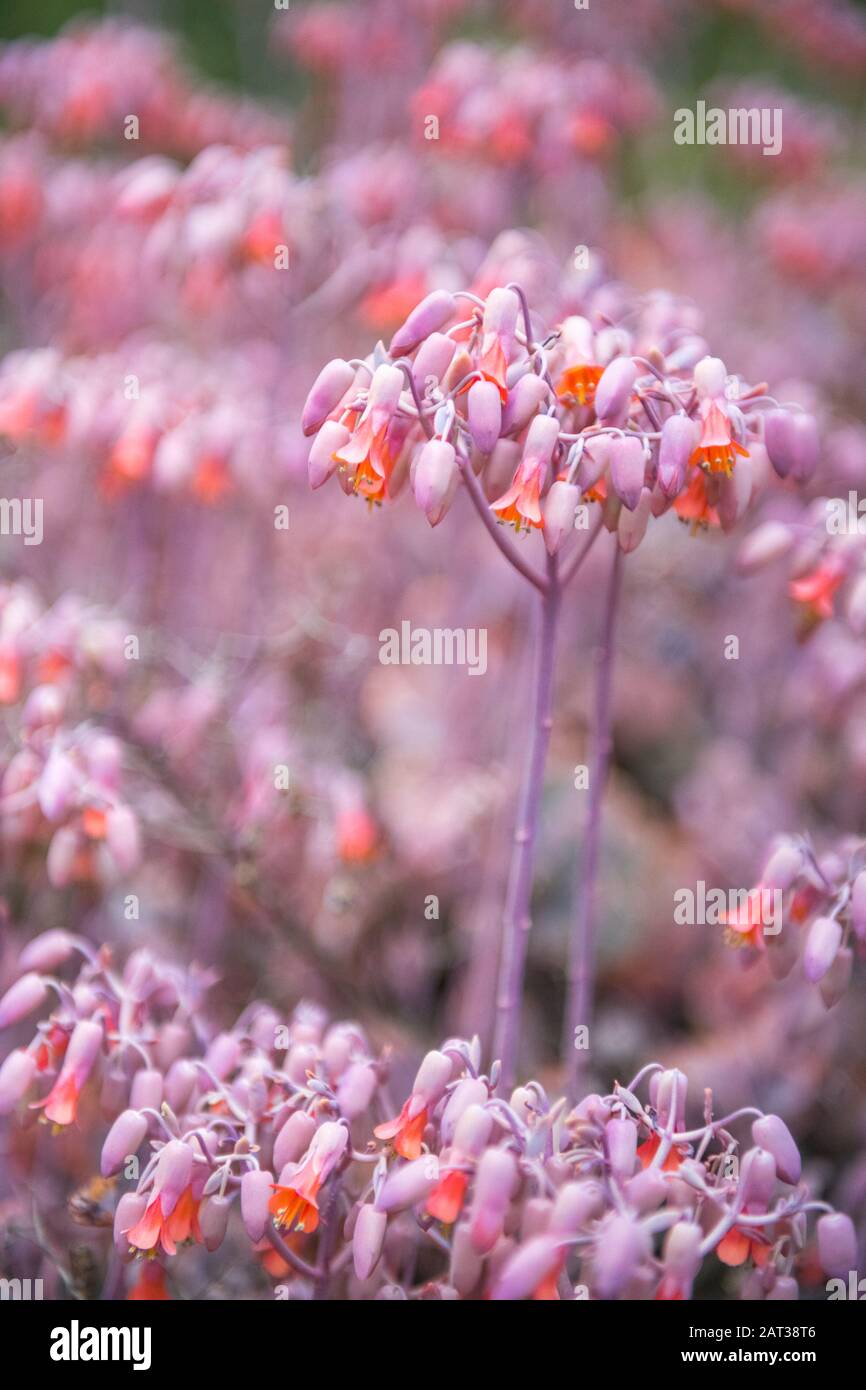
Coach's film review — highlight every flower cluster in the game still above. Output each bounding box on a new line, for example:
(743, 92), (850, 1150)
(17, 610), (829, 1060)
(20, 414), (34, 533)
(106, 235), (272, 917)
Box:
(305, 282), (816, 552)
(0, 938), (854, 1301)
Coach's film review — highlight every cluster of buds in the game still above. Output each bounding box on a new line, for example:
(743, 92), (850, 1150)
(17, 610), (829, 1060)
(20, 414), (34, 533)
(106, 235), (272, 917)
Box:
(304, 281), (813, 553)
(720, 834), (866, 1006)
(0, 20), (287, 159)
(0, 581), (140, 887)
(0, 939), (853, 1300)
(411, 43), (658, 168)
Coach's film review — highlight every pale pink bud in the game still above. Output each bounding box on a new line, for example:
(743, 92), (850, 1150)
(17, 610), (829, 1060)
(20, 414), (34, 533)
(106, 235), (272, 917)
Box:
(0, 1047), (36, 1113)
(595, 357), (636, 423)
(353, 1203), (387, 1279)
(164, 1058), (197, 1113)
(101, 1109), (148, 1176)
(543, 480), (581, 555)
(412, 1049), (452, 1105)
(501, 373), (549, 435)
(366, 364), (405, 431)
(205, 1032), (241, 1080)
(803, 914), (842, 983)
(450, 1221), (483, 1297)
(605, 1117), (638, 1182)
(38, 745), (78, 820)
(452, 1103), (492, 1158)
(273, 1109), (318, 1172)
(389, 290), (455, 357)
(309, 419), (351, 490)
(46, 826), (79, 888)
(19, 929), (76, 973)
(651, 1069), (688, 1132)
(104, 804), (140, 874)
(412, 332), (457, 396)
(336, 1060), (378, 1119)
(549, 1182), (602, 1233)
(412, 439), (458, 526)
(468, 1147), (517, 1254)
(819, 944), (853, 1008)
(490, 1234), (562, 1300)
(59, 1018), (102, 1090)
(751, 1115), (802, 1185)
(240, 1168), (273, 1242)
(467, 380), (502, 454)
(481, 287), (519, 341)
(761, 842), (803, 892)
(693, 356), (727, 399)
(129, 1068), (163, 1111)
(440, 1077), (488, 1146)
(376, 1156), (440, 1213)
(592, 1213), (650, 1298)
(522, 413), (560, 469)
(198, 1194), (231, 1252)
(764, 410), (819, 483)
(609, 435), (645, 511)
(0, 972), (47, 1028)
(661, 1221), (702, 1291)
(22, 684), (65, 732)
(302, 359), (356, 436)
(115, 1192), (148, 1257)
(624, 1167), (668, 1213)
(617, 485), (651, 552)
(817, 1212), (857, 1278)
(658, 415), (697, 498)
(738, 1147), (777, 1209)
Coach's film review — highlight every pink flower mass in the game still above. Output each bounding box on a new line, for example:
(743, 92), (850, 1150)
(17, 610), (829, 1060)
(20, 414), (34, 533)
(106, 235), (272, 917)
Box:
(0, 0), (865, 1318)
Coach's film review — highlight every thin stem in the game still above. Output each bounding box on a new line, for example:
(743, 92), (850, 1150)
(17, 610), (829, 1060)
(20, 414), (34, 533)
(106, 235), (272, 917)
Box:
(493, 551), (562, 1089)
(561, 509), (604, 587)
(266, 1222), (319, 1282)
(564, 540), (624, 1100)
(457, 449), (548, 594)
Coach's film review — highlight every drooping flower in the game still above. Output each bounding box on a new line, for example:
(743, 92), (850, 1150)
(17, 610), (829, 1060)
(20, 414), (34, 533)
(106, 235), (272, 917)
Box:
(269, 1120), (348, 1234)
(374, 1049), (452, 1159)
(124, 1140), (202, 1257)
(30, 1018), (102, 1127)
(490, 413), (559, 532)
(332, 364), (405, 503)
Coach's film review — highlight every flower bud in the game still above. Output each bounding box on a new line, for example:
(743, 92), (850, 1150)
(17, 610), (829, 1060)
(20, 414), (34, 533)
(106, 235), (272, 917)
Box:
(353, 1203), (387, 1280)
(440, 1078), (488, 1146)
(450, 1221), (483, 1297)
(501, 373), (549, 435)
(819, 944), (853, 1009)
(609, 435), (645, 511)
(764, 410), (819, 483)
(549, 1181), (602, 1233)
(101, 1109), (148, 1177)
(490, 1234), (562, 1300)
(273, 1109), (318, 1172)
(738, 1147), (777, 1209)
(0, 972), (47, 1028)
(750, 1114), (801, 1185)
(651, 1069), (688, 1132)
(114, 1192), (148, 1258)
(467, 380), (502, 455)
(240, 1168), (273, 1242)
(605, 1117), (638, 1182)
(335, 1061), (378, 1120)
(658, 415), (696, 498)
(301, 359), (356, 436)
(0, 1047), (36, 1113)
(309, 419), (351, 490)
(105, 804), (141, 874)
(152, 1139), (194, 1216)
(205, 1032), (241, 1080)
(468, 1147), (517, 1254)
(389, 290), (455, 357)
(164, 1058), (197, 1113)
(412, 438), (458, 527)
(129, 1068), (163, 1111)
(817, 1212), (857, 1278)
(766, 1275), (798, 1300)
(693, 356), (727, 399)
(761, 842), (803, 892)
(624, 1167), (668, 1213)
(803, 915), (842, 983)
(452, 1103), (492, 1158)
(18, 929), (76, 973)
(592, 1213), (649, 1298)
(412, 332), (456, 397)
(200, 1194), (231, 1252)
(594, 357), (636, 423)
(543, 480), (581, 555)
(412, 1049), (452, 1105)
(617, 485), (651, 552)
(522, 412), (560, 470)
(38, 746), (78, 821)
(376, 1156), (440, 1214)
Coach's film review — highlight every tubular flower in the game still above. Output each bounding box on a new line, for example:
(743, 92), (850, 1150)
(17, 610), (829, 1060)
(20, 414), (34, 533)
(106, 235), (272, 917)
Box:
(789, 559), (844, 623)
(125, 1140), (202, 1257)
(720, 886), (775, 951)
(333, 364), (404, 504)
(673, 467), (720, 533)
(426, 1104), (492, 1225)
(490, 413), (559, 532)
(374, 1049), (452, 1159)
(690, 398), (749, 476)
(269, 1120), (348, 1234)
(30, 1018), (102, 1127)
(476, 288), (519, 402)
